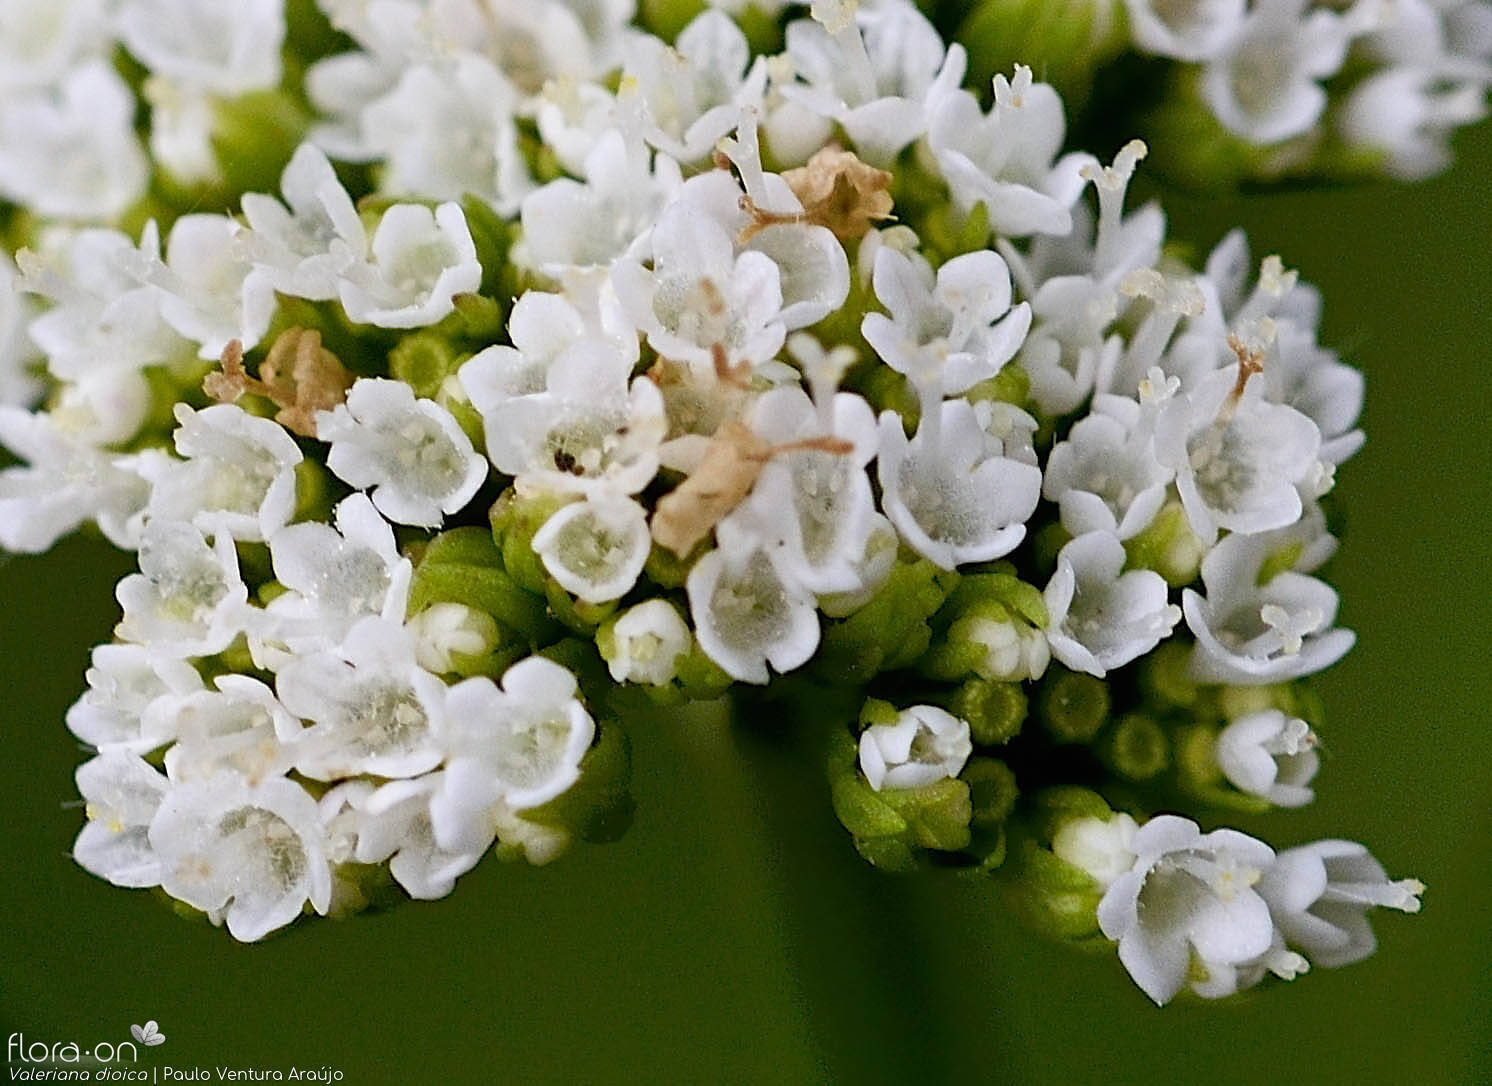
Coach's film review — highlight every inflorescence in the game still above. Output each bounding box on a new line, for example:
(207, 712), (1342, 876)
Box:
(0, 0), (1436, 1004)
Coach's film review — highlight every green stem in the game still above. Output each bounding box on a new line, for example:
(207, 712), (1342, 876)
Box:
(726, 691), (966, 1084)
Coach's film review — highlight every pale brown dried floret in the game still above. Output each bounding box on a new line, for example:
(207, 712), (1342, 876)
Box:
(650, 421), (854, 557)
(205, 328), (355, 438)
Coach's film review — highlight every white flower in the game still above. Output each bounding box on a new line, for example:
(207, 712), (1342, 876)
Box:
(877, 399), (1042, 570)
(1201, 0), (1368, 145)
(428, 0), (633, 91)
(927, 65), (1092, 238)
(817, 511), (899, 618)
(858, 705), (973, 792)
(345, 776), (487, 900)
(729, 384), (880, 594)
(521, 128), (683, 274)
(145, 213), (276, 359)
(48, 370), (152, 448)
(1096, 814), (1277, 1005)
(861, 246), (1031, 403)
(147, 675), (301, 786)
(142, 78), (219, 185)
(0, 252), (41, 407)
(303, 1), (425, 161)
(1124, 0), (1246, 61)
(0, 407), (149, 552)
(613, 200), (788, 377)
(115, 520), (251, 658)
(1183, 524), (1355, 684)
(149, 775), (332, 942)
(475, 342), (665, 498)
(143, 403), (303, 542)
(16, 224), (186, 381)
(602, 600), (693, 685)
(66, 644), (204, 752)
(406, 604), (501, 675)
(1043, 394), (1174, 540)
(782, 1), (964, 165)
(1339, 67), (1489, 181)
(262, 493), (413, 656)
(1257, 840), (1424, 967)
(116, 0), (284, 96)
(533, 76), (618, 177)
(685, 522), (821, 684)
(0, 60), (148, 221)
(432, 657), (596, 850)
(532, 495), (652, 604)
(1154, 359), (1322, 544)
(1215, 710), (1319, 807)
(318, 378), (488, 528)
(679, 135), (851, 331)
(623, 10), (768, 164)
(1263, 318), (1365, 467)
(275, 616), (448, 780)
(239, 142), (368, 301)
(1053, 812), (1141, 888)
(337, 203), (482, 329)
(1044, 532), (1181, 677)
(1099, 267), (1210, 398)
(0, 0), (111, 92)
(459, 291), (607, 405)
(73, 753), (170, 888)
(357, 55), (531, 213)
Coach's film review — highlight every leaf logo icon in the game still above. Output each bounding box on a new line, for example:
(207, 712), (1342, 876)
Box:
(130, 1021), (165, 1046)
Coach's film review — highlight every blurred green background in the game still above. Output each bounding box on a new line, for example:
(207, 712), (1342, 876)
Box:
(3, 128), (1489, 1086)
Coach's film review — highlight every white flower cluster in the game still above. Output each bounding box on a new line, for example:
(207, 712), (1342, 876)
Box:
(1124, 0), (1492, 176)
(1056, 812), (1423, 1004)
(71, 478), (593, 939)
(0, 0), (1426, 982)
(0, 0), (287, 216)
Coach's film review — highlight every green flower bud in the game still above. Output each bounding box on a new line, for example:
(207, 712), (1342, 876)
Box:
(406, 602), (527, 679)
(1139, 637), (1199, 711)
(813, 558), (960, 684)
(291, 459), (338, 527)
(921, 571), (1049, 682)
(956, 0), (1127, 109)
(1124, 500), (1207, 587)
(543, 576), (619, 635)
(325, 863), (401, 919)
(1037, 668), (1111, 744)
(408, 526), (558, 644)
(435, 374), (486, 452)
(965, 757), (1019, 827)
(458, 195), (519, 300)
(827, 727), (974, 873)
(672, 640), (736, 701)
(1216, 683), (1293, 721)
(965, 364), (1032, 411)
(1174, 722), (1270, 813)
(945, 678), (1028, 746)
(390, 332), (464, 400)
(1001, 838), (1106, 942)
(489, 489), (570, 595)
(920, 198), (993, 265)
(1101, 712), (1171, 781)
